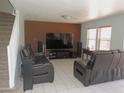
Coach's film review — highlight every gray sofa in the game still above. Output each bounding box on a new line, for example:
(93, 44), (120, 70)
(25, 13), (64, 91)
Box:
(74, 50), (124, 86)
(20, 45), (54, 91)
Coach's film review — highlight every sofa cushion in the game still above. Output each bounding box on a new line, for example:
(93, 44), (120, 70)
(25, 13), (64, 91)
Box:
(86, 51), (113, 70)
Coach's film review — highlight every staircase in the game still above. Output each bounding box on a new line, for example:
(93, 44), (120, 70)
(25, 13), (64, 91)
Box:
(0, 12), (15, 89)
(0, 82), (23, 93)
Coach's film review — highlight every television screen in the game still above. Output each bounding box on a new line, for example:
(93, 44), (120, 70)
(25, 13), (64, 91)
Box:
(46, 33), (73, 49)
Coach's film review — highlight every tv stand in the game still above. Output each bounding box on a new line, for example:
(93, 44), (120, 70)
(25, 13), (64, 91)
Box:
(46, 49), (75, 59)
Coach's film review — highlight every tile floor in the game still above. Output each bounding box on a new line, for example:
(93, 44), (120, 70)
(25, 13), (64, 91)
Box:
(1, 59), (124, 93)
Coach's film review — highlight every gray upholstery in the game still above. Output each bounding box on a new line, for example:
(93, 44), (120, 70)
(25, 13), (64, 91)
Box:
(21, 45), (54, 91)
(74, 50), (124, 86)
(113, 51), (124, 80)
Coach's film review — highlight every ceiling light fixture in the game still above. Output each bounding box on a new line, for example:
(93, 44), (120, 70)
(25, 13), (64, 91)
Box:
(61, 15), (72, 20)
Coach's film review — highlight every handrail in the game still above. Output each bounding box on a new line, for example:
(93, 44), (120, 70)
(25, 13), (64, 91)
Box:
(8, 0), (15, 14)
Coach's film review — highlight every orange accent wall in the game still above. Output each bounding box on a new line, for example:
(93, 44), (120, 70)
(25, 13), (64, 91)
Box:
(25, 21), (81, 51)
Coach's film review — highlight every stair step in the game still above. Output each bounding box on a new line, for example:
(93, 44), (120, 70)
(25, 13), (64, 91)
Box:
(0, 82), (9, 88)
(0, 12), (14, 18)
(0, 43), (9, 47)
(0, 13), (14, 16)
(0, 62), (8, 70)
(0, 17), (15, 23)
(0, 14), (14, 18)
(0, 15), (14, 19)
(0, 18), (14, 21)
(0, 40), (10, 44)
(0, 47), (7, 50)
(0, 64), (8, 69)
(0, 23), (13, 29)
(0, 71), (9, 76)
(0, 26), (12, 30)
(0, 31), (11, 36)
(0, 36), (11, 40)
(0, 60), (8, 63)
(0, 62), (8, 66)
(0, 54), (8, 58)
(0, 72), (9, 77)
(0, 25), (13, 27)
(0, 50), (7, 53)
(1, 86), (23, 93)
(0, 53), (8, 56)
(0, 29), (12, 33)
(0, 51), (7, 55)
(0, 22), (13, 26)
(0, 35), (11, 38)
(0, 27), (12, 32)
(0, 64), (8, 68)
(0, 84), (9, 89)
(0, 21), (13, 24)
(0, 84), (9, 88)
(0, 57), (8, 60)
(0, 57), (8, 61)
(0, 75), (9, 79)
(0, 68), (8, 72)
(0, 73), (9, 77)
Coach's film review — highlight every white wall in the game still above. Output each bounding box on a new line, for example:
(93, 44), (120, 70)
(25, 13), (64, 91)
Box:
(7, 11), (24, 88)
(81, 13), (124, 50)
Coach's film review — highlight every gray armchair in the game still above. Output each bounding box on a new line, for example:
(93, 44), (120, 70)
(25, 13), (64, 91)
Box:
(20, 45), (54, 91)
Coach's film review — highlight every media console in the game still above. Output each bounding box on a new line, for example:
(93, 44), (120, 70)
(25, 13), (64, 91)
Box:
(46, 49), (76, 59)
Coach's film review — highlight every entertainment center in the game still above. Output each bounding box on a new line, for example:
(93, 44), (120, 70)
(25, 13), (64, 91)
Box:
(45, 32), (76, 59)
(46, 49), (75, 59)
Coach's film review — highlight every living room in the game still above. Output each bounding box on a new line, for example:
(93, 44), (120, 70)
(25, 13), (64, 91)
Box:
(1, 0), (124, 93)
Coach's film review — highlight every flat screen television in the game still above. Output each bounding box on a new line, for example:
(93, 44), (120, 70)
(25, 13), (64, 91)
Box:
(46, 33), (73, 49)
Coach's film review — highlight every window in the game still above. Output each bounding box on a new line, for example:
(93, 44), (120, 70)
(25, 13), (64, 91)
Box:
(87, 26), (112, 50)
(99, 27), (112, 50)
(87, 28), (97, 50)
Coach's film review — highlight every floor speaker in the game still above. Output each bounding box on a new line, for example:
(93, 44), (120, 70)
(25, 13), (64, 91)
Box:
(37, 41), (44, 53)
(77, 42), (82, 57)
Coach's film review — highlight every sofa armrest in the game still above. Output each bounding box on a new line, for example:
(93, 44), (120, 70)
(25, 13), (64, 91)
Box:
(74, 60), (87, 68)
(48, 63), (54, 82)
(74, 61), (91, 86)
(21, 58), (33, 91)
(75, 61), (91, 75)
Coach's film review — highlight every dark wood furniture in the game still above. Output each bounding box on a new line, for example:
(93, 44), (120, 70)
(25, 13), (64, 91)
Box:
(46, 49), (75, 59)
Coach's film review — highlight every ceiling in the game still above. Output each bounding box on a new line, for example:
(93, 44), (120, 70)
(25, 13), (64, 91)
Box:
(10, 0), (124, 23)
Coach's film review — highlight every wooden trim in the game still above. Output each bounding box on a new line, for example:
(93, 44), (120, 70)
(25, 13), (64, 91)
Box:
(87, 25), (112, 30)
